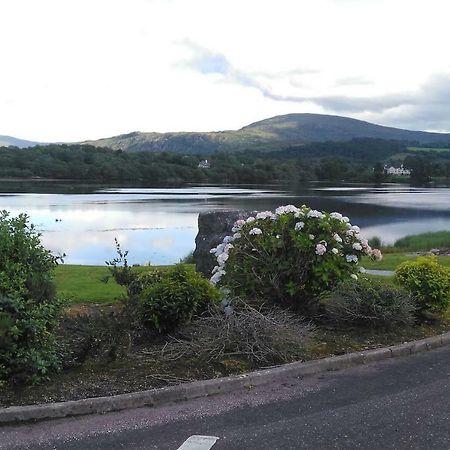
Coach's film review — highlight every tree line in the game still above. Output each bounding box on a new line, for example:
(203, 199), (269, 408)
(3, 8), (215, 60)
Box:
(0, 140), (449, 185)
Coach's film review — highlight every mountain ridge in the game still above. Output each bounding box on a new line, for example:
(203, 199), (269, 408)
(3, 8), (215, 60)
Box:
(0, 135), (41, 148)
(81, 113), (450, 153)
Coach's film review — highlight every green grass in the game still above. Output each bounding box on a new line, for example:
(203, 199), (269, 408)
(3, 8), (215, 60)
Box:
(362, 253), (450, 271)
(54, 264), (156, 305)
(407, 146), (450, 153)
(393, 231), (450, 251)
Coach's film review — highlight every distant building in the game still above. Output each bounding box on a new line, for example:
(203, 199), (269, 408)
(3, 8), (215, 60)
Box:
(384, 164), (411, 176)
(198, 159), (210, 169)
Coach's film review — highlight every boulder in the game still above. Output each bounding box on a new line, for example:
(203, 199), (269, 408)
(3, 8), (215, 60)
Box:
(194, 210), (250, 277)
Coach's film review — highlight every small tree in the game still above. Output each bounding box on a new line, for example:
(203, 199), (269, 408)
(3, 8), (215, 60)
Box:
(0, 211), (63, 385)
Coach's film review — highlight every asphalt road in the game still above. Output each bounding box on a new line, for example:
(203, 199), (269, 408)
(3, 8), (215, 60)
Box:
(1, 345), (450, 450)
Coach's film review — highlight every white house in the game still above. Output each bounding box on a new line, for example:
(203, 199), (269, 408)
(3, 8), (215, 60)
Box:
(198, 159), (210, 169)
(384, 164), (411, 176)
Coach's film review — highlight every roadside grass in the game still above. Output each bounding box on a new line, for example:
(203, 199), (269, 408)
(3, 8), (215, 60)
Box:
(393, 231), (450, 251)
(362, 253), (450, 271)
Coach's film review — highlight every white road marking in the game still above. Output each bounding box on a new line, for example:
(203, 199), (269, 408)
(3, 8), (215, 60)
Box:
(176, 435), (219, 450)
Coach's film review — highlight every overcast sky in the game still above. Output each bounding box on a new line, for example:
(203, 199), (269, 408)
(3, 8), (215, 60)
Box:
(1, 0), (450, 141)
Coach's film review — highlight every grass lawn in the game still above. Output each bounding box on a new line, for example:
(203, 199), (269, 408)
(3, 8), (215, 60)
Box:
(362, 253), (450, 271)
(393, 231), (450, 251)
(54, 264), (157, 305)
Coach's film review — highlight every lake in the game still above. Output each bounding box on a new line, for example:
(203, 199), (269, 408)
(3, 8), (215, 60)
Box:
(0, 180), (449, 265)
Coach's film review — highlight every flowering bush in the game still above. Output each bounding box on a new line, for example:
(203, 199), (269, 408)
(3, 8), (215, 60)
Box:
(209, 205), (382, 310)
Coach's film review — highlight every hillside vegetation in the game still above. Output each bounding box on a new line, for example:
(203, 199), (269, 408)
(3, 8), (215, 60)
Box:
(82, 113), (450, 153)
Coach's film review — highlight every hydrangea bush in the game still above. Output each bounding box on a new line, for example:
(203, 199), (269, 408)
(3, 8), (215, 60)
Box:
(209, 205), (382, 310)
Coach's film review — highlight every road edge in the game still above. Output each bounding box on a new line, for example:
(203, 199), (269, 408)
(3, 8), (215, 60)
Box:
(1, 331), (449, 424)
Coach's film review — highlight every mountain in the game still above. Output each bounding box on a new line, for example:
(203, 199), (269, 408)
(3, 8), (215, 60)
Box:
(0, 135), (41, 148)
(82, 114), (450, 154)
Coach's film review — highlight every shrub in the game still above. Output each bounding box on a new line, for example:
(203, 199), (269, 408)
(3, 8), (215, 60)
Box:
(0, 295), (63, 385)
(0, 211), (62, 385)
(322, 279), (416, 329)
(0, 211), (60, 301)
(162, 301), (314, 365)
(210, 205), (382, 311)
(137, 264), (222, 333)
(396, 257), (450, 313)
(61, 309), (134, 364)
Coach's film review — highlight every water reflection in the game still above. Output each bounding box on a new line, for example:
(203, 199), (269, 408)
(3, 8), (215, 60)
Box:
(0, 181), (448, 265)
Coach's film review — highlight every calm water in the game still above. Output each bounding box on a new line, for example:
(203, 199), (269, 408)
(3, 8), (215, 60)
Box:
(0, 180), (449, 265)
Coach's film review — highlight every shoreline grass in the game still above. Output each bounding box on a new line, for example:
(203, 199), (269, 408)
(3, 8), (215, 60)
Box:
(393, 230), (450, 252)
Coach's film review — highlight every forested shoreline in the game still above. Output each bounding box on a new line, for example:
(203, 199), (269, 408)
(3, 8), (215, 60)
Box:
(1, 139), (449, 185)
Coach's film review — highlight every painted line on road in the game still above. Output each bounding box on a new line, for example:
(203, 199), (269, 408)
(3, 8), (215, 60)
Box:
(177, 435), (219, 450)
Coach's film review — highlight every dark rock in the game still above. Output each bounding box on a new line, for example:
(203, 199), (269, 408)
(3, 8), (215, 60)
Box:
(194, 210), (250, 277)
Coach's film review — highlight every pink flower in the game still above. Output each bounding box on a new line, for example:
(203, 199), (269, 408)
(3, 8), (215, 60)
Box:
(370, 248), (383, 261)
(315, 243), (327, 255)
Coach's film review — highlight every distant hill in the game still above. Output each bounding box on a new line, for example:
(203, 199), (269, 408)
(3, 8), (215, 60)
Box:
(0, 135), (40, 148)
(82, 113), (450, 153)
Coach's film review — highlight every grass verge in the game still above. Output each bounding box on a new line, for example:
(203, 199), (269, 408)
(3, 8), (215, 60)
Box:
(362, 253), (450, 271)
(393, 231), (450, 251)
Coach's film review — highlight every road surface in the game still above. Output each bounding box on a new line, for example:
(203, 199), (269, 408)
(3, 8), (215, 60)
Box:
(1, 345), (450, 449)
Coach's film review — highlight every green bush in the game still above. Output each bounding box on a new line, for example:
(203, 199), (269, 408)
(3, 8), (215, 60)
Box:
(137, 264), (222, 333)
(0, 211), (62, 385)
(211, 205), (382, 312)
(0, 211), (59, 301)
(395, 257), (450, 313)
(322, 279), (416, 329)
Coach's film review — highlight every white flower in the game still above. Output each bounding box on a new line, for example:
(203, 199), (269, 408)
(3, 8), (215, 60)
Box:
(249, 227), (263, 235)
(210, 268), (225, 284)
(332, 248), (339, 255)
(359, 266), (366, 273)
(350, 225), (360, 233)
(330, 212), (343, 220)
(333, 233), (343, 243)
(315, 243), (327, 255)
(246, 216), (255, 223)
(232, 232), (241, 240)
(209, 247), (217, 254)
(276, 234), (280, 239)
(307, 209), (324, 219)
(275, 205), (299, 215)
(224, 243), (234, 253)
(352, 242), (363, 251)
(294, 221), (305, 231)
(217, 252), (229, 266)
(309, 234), (315, 240)
(360, 238), (369, 248)
(346, 254), (358, 263)
(350, 274), (358, 280)
(294, 211), (304, 218)
(342, 216), (350, 223)
(256, 211), (276, 220)
(222, 235), (233, 244)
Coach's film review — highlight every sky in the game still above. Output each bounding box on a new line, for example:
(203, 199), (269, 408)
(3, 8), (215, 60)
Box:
(1, 0), (450, 142)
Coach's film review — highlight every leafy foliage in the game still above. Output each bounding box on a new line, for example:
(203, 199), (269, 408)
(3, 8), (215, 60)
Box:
(0, 211), (63, 385)
(322, 279), (416, 329)
(211, 206), (381, 312)
(135, 264), (222, 333)
(0, 295), (63, 385)
(396, 257), (450, 313)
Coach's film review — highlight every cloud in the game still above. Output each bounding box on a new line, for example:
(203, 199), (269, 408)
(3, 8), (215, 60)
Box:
(181, 42), (450, 130)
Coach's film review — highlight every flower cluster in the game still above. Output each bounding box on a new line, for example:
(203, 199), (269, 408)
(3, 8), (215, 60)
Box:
(209, 205), (383, 308)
